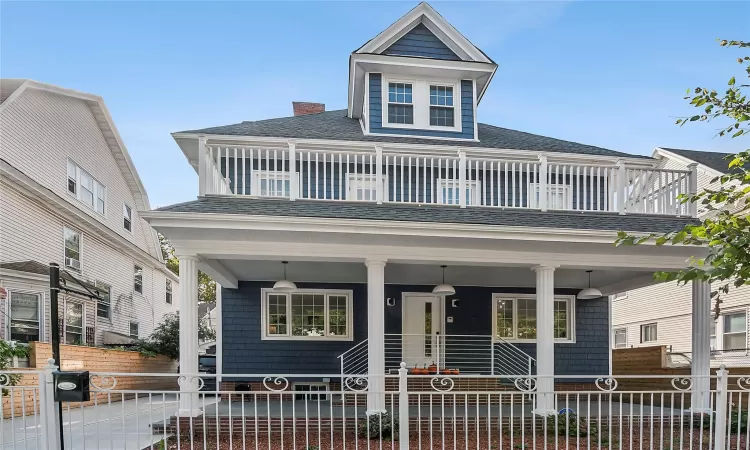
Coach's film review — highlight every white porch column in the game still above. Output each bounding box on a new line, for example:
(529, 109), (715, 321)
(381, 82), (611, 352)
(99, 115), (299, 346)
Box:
(178, 255), (202, 417)
(691, 279), (712, 413)
(533, 265), (557, 416)
(366, 258), (387, 415)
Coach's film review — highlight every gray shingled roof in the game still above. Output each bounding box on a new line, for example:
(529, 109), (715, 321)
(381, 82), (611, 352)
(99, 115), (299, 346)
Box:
(0, 260), (98, 291)
(156, 197), (696, 234)
(181, 110), (646, 159)
(661, 148), (735, 173)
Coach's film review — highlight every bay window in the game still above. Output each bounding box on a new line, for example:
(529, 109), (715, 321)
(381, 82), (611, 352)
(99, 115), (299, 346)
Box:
(262, 289), (352, 340)
(493, 294), (575, 342)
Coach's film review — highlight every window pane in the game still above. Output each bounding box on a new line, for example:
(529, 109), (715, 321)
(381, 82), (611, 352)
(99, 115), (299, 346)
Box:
(10, 292), (40, 343)
(517, 298), (536, 339)
(95, 182), (105, 214)
(291, 294), (325, 336)
(430, 85), (453, 107)
(496, 299), (514, 338)
(387, 104), (414, 125)
(430, 106), (454, 127)
(268, 294), (288, 335)
(328, 295), (348, 336)
(95, 281), (111, 318)
(554, 300), (568, 339)
(67, 161), (77, 194)
(130, 322), (139, 338)
(64, 228), (80, 269)
(134, 265), (143, 293)
(724, 333), (745, 350)
(65, 303), (83, 345)
(80, 171), (94, 206)
(388, 83), (412, 104)
(724, 313), (745, 333)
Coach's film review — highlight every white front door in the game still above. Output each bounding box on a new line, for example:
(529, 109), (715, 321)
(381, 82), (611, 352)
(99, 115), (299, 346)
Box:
(402, 294), (442, 369)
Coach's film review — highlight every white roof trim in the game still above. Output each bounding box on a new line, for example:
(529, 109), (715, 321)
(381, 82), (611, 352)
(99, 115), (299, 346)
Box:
(356, 2), (492, 64)
(652, 147), (725, 178)
(0, 79), (152, 212)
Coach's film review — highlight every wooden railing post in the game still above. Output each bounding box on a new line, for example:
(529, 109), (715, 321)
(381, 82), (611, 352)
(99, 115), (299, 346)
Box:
(375, 145), (384, 204)
(617, 159), (627, 215)
(288, 141), (297, 201)
(198, 135), (207, 197)
(458, 151), (467, 208)
(688, 162), (698, 217)
(538, 154), (548, 211)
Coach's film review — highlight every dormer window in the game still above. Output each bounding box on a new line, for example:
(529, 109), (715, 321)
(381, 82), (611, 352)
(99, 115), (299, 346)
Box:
(429, 85), (454, 127)
(387, 82), (414, 124)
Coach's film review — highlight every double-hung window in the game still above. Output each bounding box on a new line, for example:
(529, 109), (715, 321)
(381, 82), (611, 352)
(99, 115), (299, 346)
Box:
(387, 82), (414, 125)
(134, 265), (143, 294)
(64, 302), (84, 345)
(166, 279), (173, 304)
(130, 322), (139, 339)
(262, 289), (352, 340)
(95, 281), (111, 319)
(640, 323), (657, 343)
(347, 173), (386, 201)
(7, 291), (41, 343)
(613, 328), (627, 348)
(713, 311), (747, 351)
(67, 160), (105, 214)
(123, 204), (132, 232)
(437, 179), (480, 205)
(63, 227), (81, 271)
(429, 85), (454, 127)
(252, 171), (299, 198)
(493, 294), (575, 342)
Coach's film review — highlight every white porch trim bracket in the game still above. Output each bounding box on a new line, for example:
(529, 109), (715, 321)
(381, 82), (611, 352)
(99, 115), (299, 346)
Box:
(533, 264), (557, 416)
(691, 279), (712, 413)
(177, 254), (202, 417)
(365, 257), (387, 415)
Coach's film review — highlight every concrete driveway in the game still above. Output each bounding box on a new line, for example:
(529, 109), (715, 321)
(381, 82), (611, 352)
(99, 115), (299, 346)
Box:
(1, 394), (219, 450)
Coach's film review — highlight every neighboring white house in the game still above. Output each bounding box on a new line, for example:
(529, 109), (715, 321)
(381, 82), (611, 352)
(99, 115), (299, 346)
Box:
(612, 147), (749, 359)
(0, 79), (179, 348)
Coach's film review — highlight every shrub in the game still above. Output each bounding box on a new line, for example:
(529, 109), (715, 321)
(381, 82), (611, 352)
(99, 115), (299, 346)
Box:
(358, 411), (399, 440)
(0, 341), (29, 394)
(546, 411), (593, 437)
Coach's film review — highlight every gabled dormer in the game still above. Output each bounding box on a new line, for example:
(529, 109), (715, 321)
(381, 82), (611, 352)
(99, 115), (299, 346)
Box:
(348, 2), (497, 141)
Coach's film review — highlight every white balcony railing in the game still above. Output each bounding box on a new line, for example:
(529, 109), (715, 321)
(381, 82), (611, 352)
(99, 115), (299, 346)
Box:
(199, 141), (697, 217)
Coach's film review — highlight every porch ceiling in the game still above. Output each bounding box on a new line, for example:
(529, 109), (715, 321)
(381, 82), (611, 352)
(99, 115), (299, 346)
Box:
(202, 259), (656, 294)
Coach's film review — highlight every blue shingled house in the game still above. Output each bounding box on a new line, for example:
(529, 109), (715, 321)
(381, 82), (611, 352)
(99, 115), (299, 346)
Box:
(144, 2), (706, 416)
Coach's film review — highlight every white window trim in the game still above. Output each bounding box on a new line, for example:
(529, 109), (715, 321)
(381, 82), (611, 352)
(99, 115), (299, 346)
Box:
(62, 299), (85, 346)
(528, 182), (573, 210)
(166, 279), (173, 304)
(713, 308), (748, 352)
(260, 288), (354, 341)
(67, 159), (106, 215)
(345, 173), (387, 201)
(5, 289), (44, 343)
(428, 83), (457, 128)
(251, 170), (301, 198)
(381, 76), (462, 133)
(611, 292), (628, 301)
(129, 321), (139, 339)
(292, 382), (330, 401)
(133, 265), (143, 295)
(94, 280), (111, 320)
(63, 226), (82, 272)
(491, 293), (576, 343)
(640, 323), (657, 343)
(613, 328), (627, 349)
(437, 178), (481, 206)
(123, 203), (133, 233)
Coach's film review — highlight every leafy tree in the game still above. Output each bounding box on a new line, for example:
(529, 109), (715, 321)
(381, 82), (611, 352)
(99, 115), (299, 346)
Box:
(0, 341), (30, 393)
(159, 234), (216, 304)
(135, 312), (216, 360)
(616, 39), (749, 316)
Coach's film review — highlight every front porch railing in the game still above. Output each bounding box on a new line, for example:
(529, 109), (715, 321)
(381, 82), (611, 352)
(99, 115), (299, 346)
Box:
(199, 141), (698, 217)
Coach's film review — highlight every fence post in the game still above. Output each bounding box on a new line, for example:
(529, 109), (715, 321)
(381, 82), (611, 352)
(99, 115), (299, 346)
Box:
(398, 362), (409, 450)
(538, 154), (548, 211)
(617, 159), (627, 215)
(38, 358), (61, 450)
(714, 365), (729, 450)
(458, 151), (467, 208)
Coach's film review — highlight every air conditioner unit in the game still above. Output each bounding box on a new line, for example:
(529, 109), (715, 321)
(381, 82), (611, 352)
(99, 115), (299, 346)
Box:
(65, 258), (80, 270)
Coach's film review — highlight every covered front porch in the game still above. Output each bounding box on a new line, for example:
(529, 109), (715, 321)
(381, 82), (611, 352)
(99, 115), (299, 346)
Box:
(141, 197), (708, 416)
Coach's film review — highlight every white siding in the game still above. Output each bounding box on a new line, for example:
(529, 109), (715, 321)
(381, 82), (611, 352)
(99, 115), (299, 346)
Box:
(0, 86), (178, 344)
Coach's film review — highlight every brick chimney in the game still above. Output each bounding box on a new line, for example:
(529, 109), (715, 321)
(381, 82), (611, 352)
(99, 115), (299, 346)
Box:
(293, 102), (325, 116)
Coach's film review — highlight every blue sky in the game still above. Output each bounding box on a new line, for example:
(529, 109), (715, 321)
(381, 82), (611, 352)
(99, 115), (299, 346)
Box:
(2, 1), (748, 207)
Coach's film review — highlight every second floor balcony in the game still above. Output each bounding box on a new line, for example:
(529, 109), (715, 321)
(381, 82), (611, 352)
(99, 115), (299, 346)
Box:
(197, 139), (697, 218)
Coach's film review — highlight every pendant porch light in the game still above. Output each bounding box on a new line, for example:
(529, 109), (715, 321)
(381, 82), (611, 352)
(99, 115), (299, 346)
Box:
(432, 265), (455, 296)
(577, 270), (603, 299)
(273, 261), (297, 291)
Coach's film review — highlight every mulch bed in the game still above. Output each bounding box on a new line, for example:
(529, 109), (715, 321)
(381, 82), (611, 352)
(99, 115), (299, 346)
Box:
(146, 428), (748, 449)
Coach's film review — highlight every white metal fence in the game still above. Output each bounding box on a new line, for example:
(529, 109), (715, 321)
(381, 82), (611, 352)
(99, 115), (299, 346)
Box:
(199, 144), (697, 217)
(3, 361), (747, 449)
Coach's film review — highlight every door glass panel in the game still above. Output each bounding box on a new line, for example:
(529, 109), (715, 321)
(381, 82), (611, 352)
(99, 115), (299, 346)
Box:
(424, 302), (432, 358)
